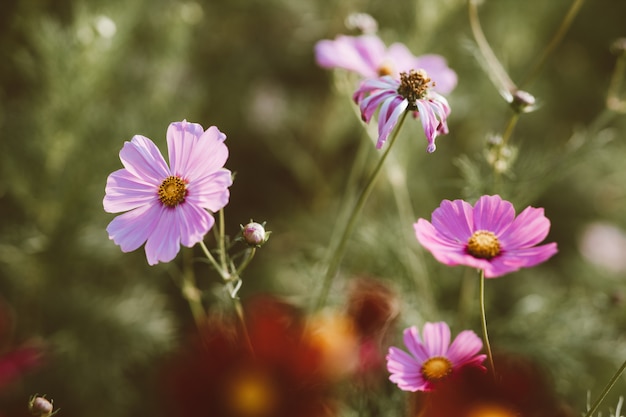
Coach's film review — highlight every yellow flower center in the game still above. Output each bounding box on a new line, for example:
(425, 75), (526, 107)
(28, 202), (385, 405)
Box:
(421, 356), (453, 382)
(377, 62), (394, 76)
(465, 402), (519, 417)
(158, 176), (187, 207)
(227, 371), (277, 417)
(397, 69), (435, 109)
(467, 230), (501, 259)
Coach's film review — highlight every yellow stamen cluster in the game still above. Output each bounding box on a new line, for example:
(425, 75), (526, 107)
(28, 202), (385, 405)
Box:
(397, 69), (434, 109)
(158, 176), (187, 207)
(467, 230), (501, 259)
(421, 356), (453, 382)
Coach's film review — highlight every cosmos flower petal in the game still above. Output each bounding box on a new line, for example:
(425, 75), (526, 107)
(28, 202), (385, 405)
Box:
(187, 170), (233, 212)
(446, 330), (484, 366)
(103, 168), (159, 213)
(485, 243), (559, 278)
(499, 206), (552, 248)
(176, 202), (216, 248)
(119, 135), (171, 183)
(145, 207), (181, 265)
(167, 120), (204, 177)
(387, 347), (427, 391)
(402, 326), (429, 362)
(431, 199), (474, 241)
(422, 322), (451, 357)
(377, 97), (409, 149)
(106, 203), (162, 253)
(179, 126), (230, 182)
(314, 35), (385, 78)
(473, 195), (515, 234)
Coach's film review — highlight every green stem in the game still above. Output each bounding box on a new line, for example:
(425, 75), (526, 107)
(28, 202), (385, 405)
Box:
(236, 247), (256, 277)
(315, 111), (409, 310)
(180, 248), (207, 329)
(519, 0), (586, 88)
(584, 359), (626, 417)
(479, 269), (496, 378)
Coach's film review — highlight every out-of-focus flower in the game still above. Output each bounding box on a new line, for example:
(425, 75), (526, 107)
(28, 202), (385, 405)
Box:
(414, 195), (558, 278)
(579, 221), (626, 273)
(412, 353), (576, 417)
(314, 34), (457, 94)
(353, 69), (450, 151)
(345, 278), (399, 377)
(305, 310), (359, 378)
(0, 300), (45, 391)
(386, 322), (486, 392)
(162, 295), (336, 417)
(103, 120), (232, 265)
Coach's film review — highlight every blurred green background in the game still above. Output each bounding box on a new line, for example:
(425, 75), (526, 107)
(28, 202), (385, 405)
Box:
(1, 0), (626, 415)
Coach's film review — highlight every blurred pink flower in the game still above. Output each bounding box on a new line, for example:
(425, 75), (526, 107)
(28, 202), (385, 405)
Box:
(353, 70), (450, 151)
(314, 34), (457, 95)
(414, 195), (558, 278)
(386, 322), (485, 392)
(103, 120), (232, 265)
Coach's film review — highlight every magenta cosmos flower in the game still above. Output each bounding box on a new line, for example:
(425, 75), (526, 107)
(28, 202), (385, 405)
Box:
(414, 195), (558, 278)
(314, 34), (457, 95)
(386, 322), (486, 392)
(353, 69), (450, 152)
(103, 120), (232, 265)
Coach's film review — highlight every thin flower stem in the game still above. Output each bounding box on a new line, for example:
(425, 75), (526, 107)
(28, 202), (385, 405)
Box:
(180, 248), (207, 329)
(235, 247), (256, 277)
(468, 0), (516, 96)
(479, 269), (496, 378)
(607, 49), (626, 113)
(519, 0), (586, 89)
(217, 209), (228, 273)
(584, 359), (626, 417)
(198, 240), (228, 280)
(501, 113), (519, 147)
(315, 111), (409, 310)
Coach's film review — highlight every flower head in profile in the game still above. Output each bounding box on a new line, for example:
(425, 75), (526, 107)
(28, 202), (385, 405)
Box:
(353, 69), (450, 152)
(414, 195), (558, 278)
(103, 120), (232, 265)
(386, 322), (486, 392)
(314, 34), (457, 95)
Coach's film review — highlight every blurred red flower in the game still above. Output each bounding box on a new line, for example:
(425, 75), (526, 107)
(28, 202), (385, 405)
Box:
(161, 295), (336, 417)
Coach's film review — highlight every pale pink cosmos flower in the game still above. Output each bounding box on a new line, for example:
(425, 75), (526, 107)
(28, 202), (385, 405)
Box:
(314, 34), (457, 95)
(353, 69), (450, 152)
(414, 195), (558, 278)
(103, 120), (232, 265)
(386, 322), (486, 392)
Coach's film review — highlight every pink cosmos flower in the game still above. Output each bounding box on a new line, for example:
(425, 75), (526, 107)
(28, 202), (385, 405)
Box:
(103, 120), (232, 265)
(314, 34), (457, 95)
(386, 322), (486, 392)
(353, 70), (450, 152)
(414, 195), (558, 278)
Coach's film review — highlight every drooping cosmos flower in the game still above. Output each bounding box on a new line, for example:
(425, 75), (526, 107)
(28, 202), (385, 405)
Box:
(414, 195), (558, 278)
(314, 34), (457, 95)
(353, 69), (450, 152)
(386, 322), (486, 392)
(103, 120), (232, 265)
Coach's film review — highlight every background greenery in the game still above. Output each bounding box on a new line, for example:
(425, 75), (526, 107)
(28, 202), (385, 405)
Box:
(1, 0), (625, 415)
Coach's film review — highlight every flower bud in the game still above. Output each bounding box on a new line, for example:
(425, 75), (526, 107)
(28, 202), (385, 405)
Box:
(510, 90), (537, 113)
(29, 395), (55, 417)
(241, 221), (270, 247)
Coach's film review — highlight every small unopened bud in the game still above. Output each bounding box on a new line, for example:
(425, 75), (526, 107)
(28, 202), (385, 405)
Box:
(29, 395), (55, 417)
(241, 221), (270, 247)
(510, 90), (537, 113)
